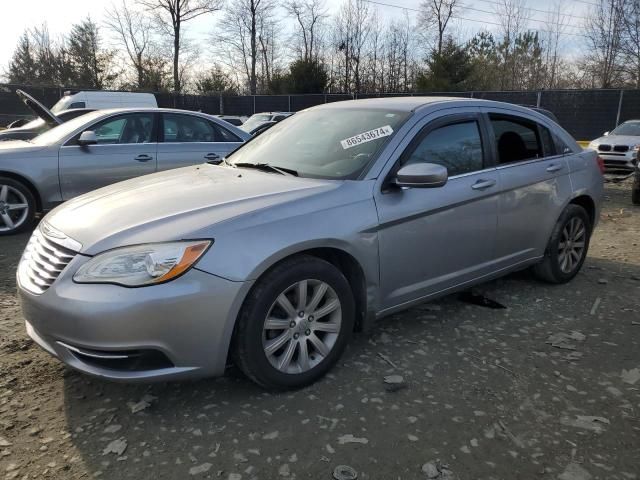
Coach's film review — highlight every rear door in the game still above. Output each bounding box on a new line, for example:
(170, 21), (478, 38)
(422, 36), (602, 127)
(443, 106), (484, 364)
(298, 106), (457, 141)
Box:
(157, 113), (244, 171)
(483, 109), (572, 267)
(59, 112), (158, 199)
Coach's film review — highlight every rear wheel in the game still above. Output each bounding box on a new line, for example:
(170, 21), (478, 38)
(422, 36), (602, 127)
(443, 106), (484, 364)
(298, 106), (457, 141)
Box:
(532, 204), (591, 284)
(232, 255), (355, 389)
(0, 177), (36, 236)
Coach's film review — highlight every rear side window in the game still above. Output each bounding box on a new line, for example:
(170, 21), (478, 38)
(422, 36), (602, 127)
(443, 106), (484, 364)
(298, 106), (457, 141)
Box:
(69, 102), (86, 109)
(490, 114), (542, 164)
(163, 114), (241, 142)
(403, 121), (484, 177)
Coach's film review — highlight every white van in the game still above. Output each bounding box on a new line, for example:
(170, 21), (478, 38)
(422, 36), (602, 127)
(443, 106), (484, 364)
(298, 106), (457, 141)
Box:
(50, 91), (157, 113)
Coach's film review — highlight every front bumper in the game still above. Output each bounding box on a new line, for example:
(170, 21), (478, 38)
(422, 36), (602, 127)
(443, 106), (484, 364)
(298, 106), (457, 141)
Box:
(598, 151), (637, 173)
(18, 254), (252, 382)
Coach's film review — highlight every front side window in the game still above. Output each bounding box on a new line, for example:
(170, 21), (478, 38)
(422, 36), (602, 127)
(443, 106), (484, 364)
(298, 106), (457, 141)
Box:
(88, 113), (154, 145)
(163, 114), (236, 142)
(539, 126), (556, 156)
(69, 102), (86, 109)
(229, 108), (411, 179)
(403, 121), (484, 177)
(490, 115), (542, 164)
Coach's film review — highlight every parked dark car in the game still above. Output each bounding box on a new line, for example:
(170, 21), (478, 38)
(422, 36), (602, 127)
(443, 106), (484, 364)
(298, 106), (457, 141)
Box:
(0, 90), (94, 141)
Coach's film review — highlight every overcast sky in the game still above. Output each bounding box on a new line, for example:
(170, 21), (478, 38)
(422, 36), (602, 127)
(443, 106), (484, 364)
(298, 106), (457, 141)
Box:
(0, 0), (592, 73)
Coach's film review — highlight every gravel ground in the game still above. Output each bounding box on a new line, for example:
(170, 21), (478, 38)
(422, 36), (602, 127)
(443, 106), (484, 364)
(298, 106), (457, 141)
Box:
(0, 182), (639, 480)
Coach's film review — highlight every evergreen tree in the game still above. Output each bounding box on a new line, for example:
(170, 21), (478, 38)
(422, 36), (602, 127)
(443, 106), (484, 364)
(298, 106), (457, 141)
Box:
(416, 37), (472, 91)
(7, 33), (37, 84)
(67, 18), (118, 88)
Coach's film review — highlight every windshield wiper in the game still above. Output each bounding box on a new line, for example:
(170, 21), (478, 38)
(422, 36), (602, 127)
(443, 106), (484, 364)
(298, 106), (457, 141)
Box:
(233, 162), (298, 177)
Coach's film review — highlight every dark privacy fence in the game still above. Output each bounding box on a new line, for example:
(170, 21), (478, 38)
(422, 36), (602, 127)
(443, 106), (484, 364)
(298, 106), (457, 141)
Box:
(1, 83), (638, 140)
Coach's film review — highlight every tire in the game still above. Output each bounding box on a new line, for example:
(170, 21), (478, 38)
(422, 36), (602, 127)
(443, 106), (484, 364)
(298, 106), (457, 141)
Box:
(532, 204), (592, 284)
(0, 177), (36, 236)
(632, 173), (640, 205)
(232, 255), (355, 390)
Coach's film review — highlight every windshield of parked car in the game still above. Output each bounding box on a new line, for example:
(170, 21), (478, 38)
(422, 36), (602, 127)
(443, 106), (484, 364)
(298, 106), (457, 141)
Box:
(20, 118), (46, 129)
(610, 122), (640, 136)
(229, 108), (410, 179)
(241, 114), (273, 132)
(50, 96), (72, 114)
(30, 111), (105, 145)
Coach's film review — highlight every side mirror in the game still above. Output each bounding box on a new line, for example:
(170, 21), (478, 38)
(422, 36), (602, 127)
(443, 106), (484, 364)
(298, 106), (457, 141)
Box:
(603, 131), (609, 136)
(393, 163), (448, 188)
(78, 130), (97, 146)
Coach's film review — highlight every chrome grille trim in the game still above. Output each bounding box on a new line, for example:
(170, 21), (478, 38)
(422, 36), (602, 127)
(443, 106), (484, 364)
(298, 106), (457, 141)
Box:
(18, 225), (80, 295)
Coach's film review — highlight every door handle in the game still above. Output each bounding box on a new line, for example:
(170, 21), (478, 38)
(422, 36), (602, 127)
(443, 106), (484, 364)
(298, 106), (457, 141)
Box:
(134, 154), (153, 162)
(204, 153), (220, 161)
(471, 179), (496, 190)
(546, 164), (563, 173)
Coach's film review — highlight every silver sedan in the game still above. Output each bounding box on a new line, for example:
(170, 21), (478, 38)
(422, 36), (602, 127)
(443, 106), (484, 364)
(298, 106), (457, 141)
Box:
(17, 97), (604, 389)
(0, 108), (250, 235)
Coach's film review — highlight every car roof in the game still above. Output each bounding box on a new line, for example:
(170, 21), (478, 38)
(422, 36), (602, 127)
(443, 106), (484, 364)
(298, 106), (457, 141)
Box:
(312, 96), (544, 113)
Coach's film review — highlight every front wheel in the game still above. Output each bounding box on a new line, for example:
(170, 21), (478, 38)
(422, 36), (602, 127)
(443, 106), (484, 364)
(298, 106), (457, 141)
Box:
(532, 204), (592, 284)
(232, 255), (355, 390)
(0, 177), (36, 236)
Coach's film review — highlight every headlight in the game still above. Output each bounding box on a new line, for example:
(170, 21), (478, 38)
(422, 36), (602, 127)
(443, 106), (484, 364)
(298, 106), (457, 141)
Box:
(73, 240), (211, 286)
(632, 144), (640, 151)
(588, 142), (598, 150)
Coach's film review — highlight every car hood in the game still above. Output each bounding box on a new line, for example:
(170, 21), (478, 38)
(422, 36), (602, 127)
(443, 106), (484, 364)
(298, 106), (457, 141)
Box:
(592, 135), (640, 145)
(46, 165), (339, 255)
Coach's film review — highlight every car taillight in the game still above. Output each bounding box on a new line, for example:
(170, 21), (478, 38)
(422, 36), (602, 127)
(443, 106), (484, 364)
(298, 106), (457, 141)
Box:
(596, 155), (605, 174)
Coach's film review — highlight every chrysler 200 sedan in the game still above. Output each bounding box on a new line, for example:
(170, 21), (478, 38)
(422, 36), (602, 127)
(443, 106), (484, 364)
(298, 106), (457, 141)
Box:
(17, 98), (604, 389)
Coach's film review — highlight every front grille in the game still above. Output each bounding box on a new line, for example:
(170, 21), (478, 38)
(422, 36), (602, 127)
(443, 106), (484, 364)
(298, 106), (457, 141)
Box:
(19, 228), (78, 294)
(598, 144), (611, 152)
(614, 145), (629, 152)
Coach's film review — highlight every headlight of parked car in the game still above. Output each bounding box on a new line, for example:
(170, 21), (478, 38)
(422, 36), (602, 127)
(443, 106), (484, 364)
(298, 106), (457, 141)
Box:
(588, 142), (598, 150)
(73, 240), (211, 286)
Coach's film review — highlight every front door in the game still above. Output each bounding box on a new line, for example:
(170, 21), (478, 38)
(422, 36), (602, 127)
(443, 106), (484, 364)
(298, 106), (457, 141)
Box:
(157, 113), (244, 171)
(59, 112), (157, 199)
(375, 113), (500, 311)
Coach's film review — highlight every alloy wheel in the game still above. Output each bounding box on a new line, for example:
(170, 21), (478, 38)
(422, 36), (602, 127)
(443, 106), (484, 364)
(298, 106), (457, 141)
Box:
(262, 279), (342, 374)
(558, 216), (586, 274)
(0, 184), (29, 233)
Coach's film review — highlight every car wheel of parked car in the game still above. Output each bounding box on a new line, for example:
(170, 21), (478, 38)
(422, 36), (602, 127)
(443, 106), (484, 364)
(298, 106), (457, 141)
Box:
(0, 177), (36, 236)
(532, 204), (591, 284)
(232, 255), (355, 389)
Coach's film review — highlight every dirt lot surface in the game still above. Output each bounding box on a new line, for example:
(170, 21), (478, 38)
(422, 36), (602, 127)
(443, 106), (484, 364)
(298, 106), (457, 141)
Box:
(1, 182), (639, 480)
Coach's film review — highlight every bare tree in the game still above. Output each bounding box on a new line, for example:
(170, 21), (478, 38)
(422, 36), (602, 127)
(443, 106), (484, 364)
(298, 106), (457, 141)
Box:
(542, 1), (569, 89)
(419, 0), (460, 55)
(136, 0), (222, 92)
(582, 0), (626, 88)
(333, 0), (373, 93)
(285, 0), (328, 62)
(216, 0), (278, 94)
(493, 0), (529, 89)
(622, 0), (640, 86)
(105, 1), (153, 89)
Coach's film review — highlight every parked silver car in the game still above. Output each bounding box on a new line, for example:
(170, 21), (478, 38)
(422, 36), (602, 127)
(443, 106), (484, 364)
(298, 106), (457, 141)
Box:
(17, 98), (604, 389)
(0, 108), (251, 235)
(588, 120), (640, 173)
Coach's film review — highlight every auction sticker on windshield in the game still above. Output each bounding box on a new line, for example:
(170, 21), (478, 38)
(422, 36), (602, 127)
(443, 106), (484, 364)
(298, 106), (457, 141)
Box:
(340, 125), (394, 150)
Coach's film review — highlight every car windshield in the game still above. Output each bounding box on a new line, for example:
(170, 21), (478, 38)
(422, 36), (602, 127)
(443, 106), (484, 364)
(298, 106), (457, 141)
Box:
(50, 97), (71, 114)
(241, 114), (273, 131)
(30, 111), (105, 145)
(20, 118), (46, 129)
(610, 122), (640, 136)
(229, 108), (410, 179)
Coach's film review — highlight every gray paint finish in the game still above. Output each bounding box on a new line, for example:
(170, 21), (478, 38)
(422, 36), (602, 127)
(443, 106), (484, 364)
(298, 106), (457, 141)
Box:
(17, 97), (604, 382)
